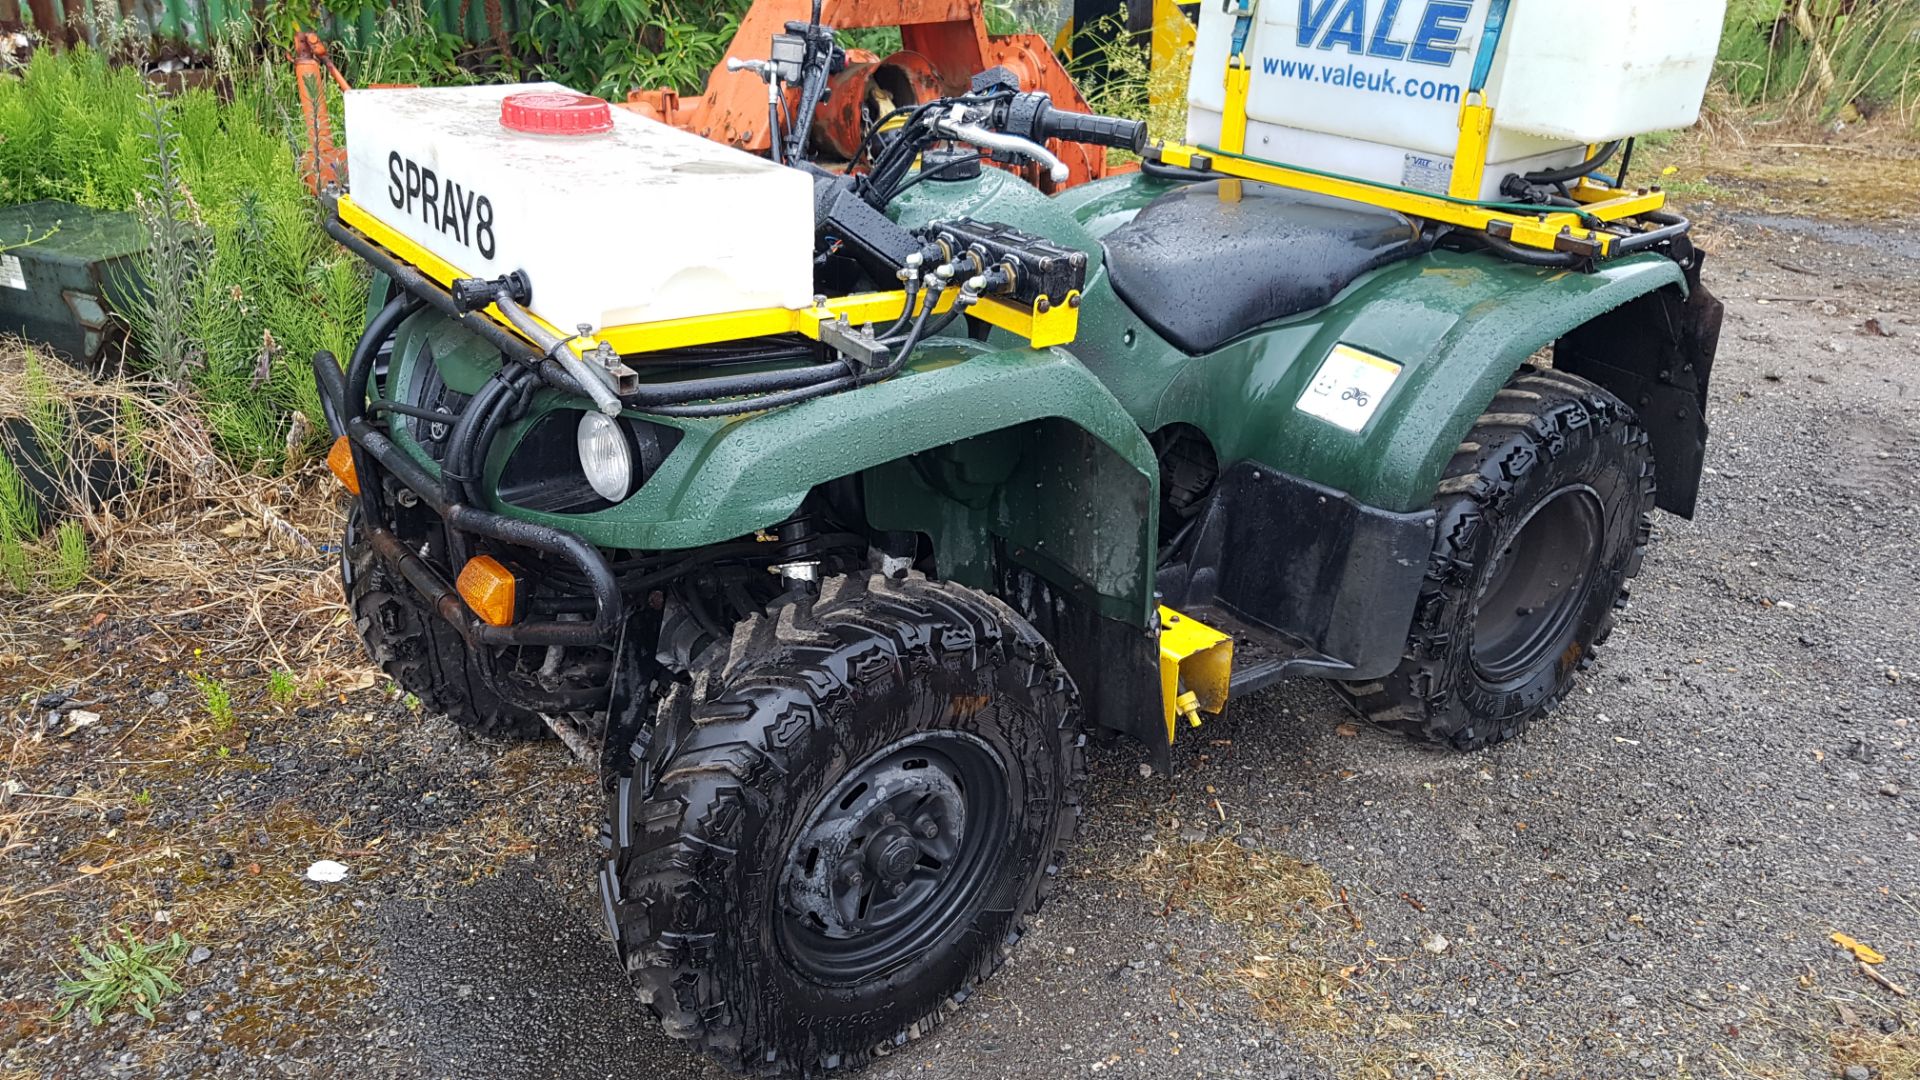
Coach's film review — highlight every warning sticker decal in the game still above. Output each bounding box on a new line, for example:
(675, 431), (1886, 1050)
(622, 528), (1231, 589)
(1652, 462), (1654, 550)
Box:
(0, 254), (25, 290)
(1297, 344), (1403, 433)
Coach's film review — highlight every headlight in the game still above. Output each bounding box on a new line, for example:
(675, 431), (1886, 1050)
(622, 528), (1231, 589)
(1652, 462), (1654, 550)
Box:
(576, 411), (632, 502)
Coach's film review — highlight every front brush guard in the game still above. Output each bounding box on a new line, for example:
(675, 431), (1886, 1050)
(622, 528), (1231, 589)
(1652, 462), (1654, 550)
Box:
(314, 348), (623, 659)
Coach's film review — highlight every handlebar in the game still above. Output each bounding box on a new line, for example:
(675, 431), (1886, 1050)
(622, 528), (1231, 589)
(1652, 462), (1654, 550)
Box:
(1036, 109), (1148, 154)
(998, 93), (1149, 155)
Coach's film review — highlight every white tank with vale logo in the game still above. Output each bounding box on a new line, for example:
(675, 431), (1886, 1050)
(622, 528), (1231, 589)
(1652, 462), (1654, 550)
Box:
(1187, 0), (1728, 198)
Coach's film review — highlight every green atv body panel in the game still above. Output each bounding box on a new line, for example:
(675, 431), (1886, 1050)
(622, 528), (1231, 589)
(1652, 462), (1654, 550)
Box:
(386, 311), (1161, 623)
(374, 164), (1710, 747)
(897, 169), (1690, 515)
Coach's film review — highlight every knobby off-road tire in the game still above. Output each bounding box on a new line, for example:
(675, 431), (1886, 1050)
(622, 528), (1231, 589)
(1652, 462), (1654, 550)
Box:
(339, 503), (548, 739)
(601, 573), (1085, 1074)
(1337, 366), (1657, 750)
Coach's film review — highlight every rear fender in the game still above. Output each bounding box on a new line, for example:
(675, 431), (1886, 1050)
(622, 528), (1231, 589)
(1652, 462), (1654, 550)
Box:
(1160, 250), (1694, 515)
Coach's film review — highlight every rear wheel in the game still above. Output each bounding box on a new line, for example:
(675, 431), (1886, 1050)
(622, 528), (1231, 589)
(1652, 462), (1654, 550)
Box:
(601, 573), (1083, 1073)
(1336, 366), (1657, 750)
(340, 503), (549, 739)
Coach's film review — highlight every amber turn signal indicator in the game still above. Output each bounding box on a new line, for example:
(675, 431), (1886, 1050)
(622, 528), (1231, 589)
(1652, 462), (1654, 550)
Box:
(326, 436), (360, 495)
(456, 555), (518, 627)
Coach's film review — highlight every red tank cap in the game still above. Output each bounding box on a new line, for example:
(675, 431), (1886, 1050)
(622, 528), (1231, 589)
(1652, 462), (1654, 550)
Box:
(500, 91), (613, 136)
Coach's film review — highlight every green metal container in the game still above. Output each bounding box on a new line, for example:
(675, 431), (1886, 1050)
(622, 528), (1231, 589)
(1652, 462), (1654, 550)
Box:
(0, 200), (146, 368)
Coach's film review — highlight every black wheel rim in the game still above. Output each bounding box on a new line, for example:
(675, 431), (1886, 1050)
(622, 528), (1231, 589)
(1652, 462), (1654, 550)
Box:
(777, 732), (1011, 986)
(1471, 485), (1604, 686)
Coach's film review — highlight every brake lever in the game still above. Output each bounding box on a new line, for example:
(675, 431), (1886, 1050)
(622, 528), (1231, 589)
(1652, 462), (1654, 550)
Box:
(931, 107), (1070, 185)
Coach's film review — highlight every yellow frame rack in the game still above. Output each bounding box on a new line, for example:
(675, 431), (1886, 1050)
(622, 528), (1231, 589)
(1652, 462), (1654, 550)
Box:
(1152, 62), (1672, 260)
(336, 194), (1082, 361)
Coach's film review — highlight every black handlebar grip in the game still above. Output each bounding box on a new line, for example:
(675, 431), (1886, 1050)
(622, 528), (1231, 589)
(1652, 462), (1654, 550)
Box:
(1038, 108), (1149, 154)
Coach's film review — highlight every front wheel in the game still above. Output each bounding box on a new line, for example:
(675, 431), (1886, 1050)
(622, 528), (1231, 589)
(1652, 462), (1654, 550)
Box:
(601, 573), (1084, 1073)
(340, 503), (550, 739)
(1336, 366), (1657, 750)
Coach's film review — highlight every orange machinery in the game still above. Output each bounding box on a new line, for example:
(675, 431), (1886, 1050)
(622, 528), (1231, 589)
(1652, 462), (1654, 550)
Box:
(624, 0), (1120, 192)
(297, 2), (1123, 196)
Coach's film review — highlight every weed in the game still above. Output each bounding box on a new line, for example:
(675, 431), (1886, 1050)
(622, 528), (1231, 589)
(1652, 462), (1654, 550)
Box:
(0, 449), (40, 593)
(1, 47), (369, 473)
(517, 0), (743, 99)
(1717, 0), (1920, 129)
(332, 1), (474, 87)
(191, 672), (236, 731)
(132, 789), (152, 806)
(1132, 831), (1360, 1033)
(0, 534), (27, 592)
(53, 929), (189, 1025)
(401, 692), (422, 712)
(127, 92), (205, 380)
(268, 669), (299, 706)
(1065, 7), (1191, 148)
(22, 350), (65, 453)
(50, 521), (89, 590)
(0, 448), (38, 542)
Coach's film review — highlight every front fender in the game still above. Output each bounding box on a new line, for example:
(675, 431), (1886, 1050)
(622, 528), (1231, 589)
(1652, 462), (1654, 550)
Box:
(490, 341), (1159, 613)
(1157, 249), (1690, 514)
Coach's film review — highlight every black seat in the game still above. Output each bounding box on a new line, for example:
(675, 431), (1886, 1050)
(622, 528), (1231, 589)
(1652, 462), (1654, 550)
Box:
(1102, 180), (1429, 354)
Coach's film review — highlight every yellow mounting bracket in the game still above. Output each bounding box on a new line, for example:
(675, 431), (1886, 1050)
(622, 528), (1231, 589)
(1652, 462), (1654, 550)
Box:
(1152, 141), (1667, 260)
(1162, 49), (1670, 261)
(334, 195), (1080, 360)
(1158, 606), (1233, 744)
(1448, 94), (1496, 201)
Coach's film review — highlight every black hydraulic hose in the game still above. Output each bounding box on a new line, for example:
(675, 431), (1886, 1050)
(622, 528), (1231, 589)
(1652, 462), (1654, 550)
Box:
(1523, 141), (1623, 186)
(343, 293), (423, 521)
(344, 293), (420, 425)
(436, 371), (519, 573)
(1455, 229), (1586, 269)
(634, 372), (862, 418)
(768, 93), (784, 166)
(884, 154), (983, 204)
(637, 289), (948, 419)
(325, 205), (861, 406)
(322, 208), (595, 399)
(440, 366), (523, 511)
(622, 358), (853, 404)
(875, 275), (927, 341)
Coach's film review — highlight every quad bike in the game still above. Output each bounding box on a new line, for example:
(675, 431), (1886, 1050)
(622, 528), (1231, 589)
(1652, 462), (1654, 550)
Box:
(310, 1), (1723, 1072)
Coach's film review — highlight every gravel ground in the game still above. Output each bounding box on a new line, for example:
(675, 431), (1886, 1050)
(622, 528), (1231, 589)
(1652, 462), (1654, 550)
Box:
(4, 191), (1917, 1080)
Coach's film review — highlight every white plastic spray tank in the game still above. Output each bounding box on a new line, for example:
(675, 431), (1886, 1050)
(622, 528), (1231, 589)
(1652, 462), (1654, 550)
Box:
(343, 83), (815, 335)
(1187, 0), (1727, 199)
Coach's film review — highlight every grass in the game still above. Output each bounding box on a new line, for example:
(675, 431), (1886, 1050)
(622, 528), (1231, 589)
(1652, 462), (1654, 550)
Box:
(1831, 1013), (1920, 1080)
(53, 929), (190, 1025)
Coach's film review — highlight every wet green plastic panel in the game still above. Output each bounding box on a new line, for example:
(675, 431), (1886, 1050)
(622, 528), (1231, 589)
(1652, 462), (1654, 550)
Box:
(479, 338), (1159, 614)
(1147, 250), (1688, 514)
(900, 169), (1688, 514)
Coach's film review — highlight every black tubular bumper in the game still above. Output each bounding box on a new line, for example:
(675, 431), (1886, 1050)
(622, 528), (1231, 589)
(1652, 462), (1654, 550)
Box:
(314, 348), (623, 651)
